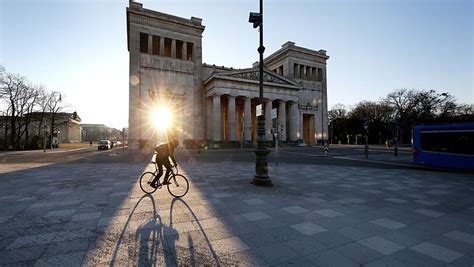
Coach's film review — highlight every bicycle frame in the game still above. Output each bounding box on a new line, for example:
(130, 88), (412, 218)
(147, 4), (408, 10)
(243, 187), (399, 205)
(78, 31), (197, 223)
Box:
(152, 162), (179, 184)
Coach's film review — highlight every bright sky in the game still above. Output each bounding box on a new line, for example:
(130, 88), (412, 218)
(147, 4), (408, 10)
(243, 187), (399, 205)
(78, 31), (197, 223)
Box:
(1, 0), (473, 129)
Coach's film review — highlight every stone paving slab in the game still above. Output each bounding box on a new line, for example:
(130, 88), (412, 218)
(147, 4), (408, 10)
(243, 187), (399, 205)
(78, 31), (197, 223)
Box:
(411, 241), (464, 263)
(0, 152), (473, 266)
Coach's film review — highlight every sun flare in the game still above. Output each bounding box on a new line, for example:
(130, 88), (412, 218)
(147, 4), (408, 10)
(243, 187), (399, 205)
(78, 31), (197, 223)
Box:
(151, 106), (173, 131)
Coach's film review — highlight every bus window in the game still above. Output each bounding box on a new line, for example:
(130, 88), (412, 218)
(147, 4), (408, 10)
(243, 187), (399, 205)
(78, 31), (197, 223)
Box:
(452, 132), (474, 155)
(420, 132), (437, 152)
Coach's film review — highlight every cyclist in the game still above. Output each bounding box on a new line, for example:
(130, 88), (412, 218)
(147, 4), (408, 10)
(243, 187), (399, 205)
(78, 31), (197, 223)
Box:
(150, 138), (179, 188)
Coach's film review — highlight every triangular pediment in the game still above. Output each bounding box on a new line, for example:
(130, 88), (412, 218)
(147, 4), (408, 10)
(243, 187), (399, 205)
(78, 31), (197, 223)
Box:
(213, 68), (300, 87)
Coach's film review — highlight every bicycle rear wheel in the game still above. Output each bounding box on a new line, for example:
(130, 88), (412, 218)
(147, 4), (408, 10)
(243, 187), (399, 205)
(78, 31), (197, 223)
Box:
(167, 174), (189, 198)
(139, 172), (158, 194)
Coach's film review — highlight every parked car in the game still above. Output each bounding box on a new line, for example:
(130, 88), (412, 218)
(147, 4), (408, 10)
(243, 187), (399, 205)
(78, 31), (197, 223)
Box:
(98, 140), (111, 150)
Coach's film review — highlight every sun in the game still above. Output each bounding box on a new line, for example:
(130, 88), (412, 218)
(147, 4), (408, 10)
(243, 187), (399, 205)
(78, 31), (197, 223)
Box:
(151, 106), (173, 131)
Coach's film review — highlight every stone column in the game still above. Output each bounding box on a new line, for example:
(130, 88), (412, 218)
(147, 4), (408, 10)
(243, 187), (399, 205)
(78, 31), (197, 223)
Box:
(207, 96), (212, 139)
(160, 37), (165, 56)
(265, 99), (273, 141)
(212, 94), (221, 141)
(183, 42), (188, 60)
(244, 97), (252, 142)
(278, 100), (287, 141)
(322, 68), (328, 143)
(289, 101), (299, 141)
(227, 95), (236, 141)
(171, 39), (176, 58)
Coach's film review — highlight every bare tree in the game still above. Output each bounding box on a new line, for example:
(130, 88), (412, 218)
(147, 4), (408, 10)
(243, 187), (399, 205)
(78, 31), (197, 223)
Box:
(350, 101), (393, 122)
(0, 69), (28, 149)
(329, 103), (348, 121)
(383, 88), (418, 119)
(34, 86), (49, 145)
(15, 82), (40, 149)
(1, 67), (68, 150)
(412, 90), (456, 118)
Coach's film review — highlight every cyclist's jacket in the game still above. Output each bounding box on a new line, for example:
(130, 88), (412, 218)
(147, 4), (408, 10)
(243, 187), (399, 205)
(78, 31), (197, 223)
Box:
(155, 143), (175, 160)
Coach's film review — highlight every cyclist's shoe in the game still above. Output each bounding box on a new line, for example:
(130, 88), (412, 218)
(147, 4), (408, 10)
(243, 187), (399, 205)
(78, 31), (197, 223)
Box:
(149, 182), (159, 188)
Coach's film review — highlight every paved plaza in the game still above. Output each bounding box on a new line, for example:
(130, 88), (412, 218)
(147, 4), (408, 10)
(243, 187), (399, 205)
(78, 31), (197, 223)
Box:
(0, 148), (473, 266)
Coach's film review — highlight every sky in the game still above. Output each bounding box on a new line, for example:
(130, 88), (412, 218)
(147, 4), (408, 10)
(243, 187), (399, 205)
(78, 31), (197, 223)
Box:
(1, 0), (473, 129)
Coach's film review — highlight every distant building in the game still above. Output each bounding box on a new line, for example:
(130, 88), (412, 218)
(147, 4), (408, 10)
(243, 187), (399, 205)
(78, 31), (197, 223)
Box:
(127, 2), (329, 149)
(80, 124), (123, 142)
(26, 111), (82, 144)
(55, 112), (82, 143)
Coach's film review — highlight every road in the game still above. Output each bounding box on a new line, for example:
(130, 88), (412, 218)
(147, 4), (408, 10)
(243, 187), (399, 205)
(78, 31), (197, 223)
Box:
(0, 145), (414, 173)
(0, 147), (132, 173)
(177, 145), (414, 170)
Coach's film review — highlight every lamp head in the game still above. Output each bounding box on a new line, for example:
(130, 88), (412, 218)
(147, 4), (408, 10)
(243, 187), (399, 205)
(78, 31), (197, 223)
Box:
(248, 12), (262, 28)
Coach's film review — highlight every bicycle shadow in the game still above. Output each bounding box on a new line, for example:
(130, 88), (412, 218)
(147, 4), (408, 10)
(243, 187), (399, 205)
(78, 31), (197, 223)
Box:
(110, 194), (178, 266)
(170, 197), (220, 266)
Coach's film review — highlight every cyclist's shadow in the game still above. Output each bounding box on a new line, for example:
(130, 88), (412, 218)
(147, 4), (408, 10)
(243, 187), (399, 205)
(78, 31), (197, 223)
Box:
(133, 195), (178, 266)
(170, 198), (220, 267)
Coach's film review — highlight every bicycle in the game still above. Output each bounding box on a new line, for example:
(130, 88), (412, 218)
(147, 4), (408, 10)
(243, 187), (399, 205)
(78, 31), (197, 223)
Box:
(139, 162), (189, 198)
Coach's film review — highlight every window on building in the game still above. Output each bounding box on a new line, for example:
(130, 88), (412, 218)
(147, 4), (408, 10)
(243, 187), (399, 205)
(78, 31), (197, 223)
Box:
(317, 68), (323, 81)
(187, 43), (193, 60)
(140, 32), (148, 53)
(164, 38), (172, 57)
(176, 40), (183, 59)
(152, 35), (160, 55)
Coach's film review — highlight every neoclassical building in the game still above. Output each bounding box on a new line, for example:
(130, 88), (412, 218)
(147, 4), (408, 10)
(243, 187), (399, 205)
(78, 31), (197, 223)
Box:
(127, 2), (329, 149)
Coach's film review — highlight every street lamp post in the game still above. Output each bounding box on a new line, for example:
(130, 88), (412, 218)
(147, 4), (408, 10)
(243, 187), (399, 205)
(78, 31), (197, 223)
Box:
(363, 113), (369, 158)
(249, 0), (272, 186)
(57, 130), (60, 148)
(394, 113), (399, 157)
(43, 125), (47, 152)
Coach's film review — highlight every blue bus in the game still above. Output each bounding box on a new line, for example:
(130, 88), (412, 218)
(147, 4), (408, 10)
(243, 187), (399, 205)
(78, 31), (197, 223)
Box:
(412, 123), (474, 170)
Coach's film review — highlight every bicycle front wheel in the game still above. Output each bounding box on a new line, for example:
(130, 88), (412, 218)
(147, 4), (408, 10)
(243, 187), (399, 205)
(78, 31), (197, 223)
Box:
(139, 172), (158, 194)
(167, 174), (189, 198)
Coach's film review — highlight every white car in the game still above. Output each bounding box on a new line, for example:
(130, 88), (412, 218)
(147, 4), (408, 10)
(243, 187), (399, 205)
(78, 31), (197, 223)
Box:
(98, 140), (111, 150)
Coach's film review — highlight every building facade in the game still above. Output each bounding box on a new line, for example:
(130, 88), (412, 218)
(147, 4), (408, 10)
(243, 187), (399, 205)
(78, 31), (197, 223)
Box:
(0, 111), (81, 150)
(127, 2), (329, 149)
(80, 124), (125, 142)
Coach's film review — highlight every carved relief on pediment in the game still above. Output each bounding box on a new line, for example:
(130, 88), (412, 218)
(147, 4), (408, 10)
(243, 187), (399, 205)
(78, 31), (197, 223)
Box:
(228, 71), (288, 85)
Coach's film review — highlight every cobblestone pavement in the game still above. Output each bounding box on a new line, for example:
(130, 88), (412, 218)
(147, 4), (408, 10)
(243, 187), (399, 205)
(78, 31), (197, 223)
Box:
(1, 151), (473, 266)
